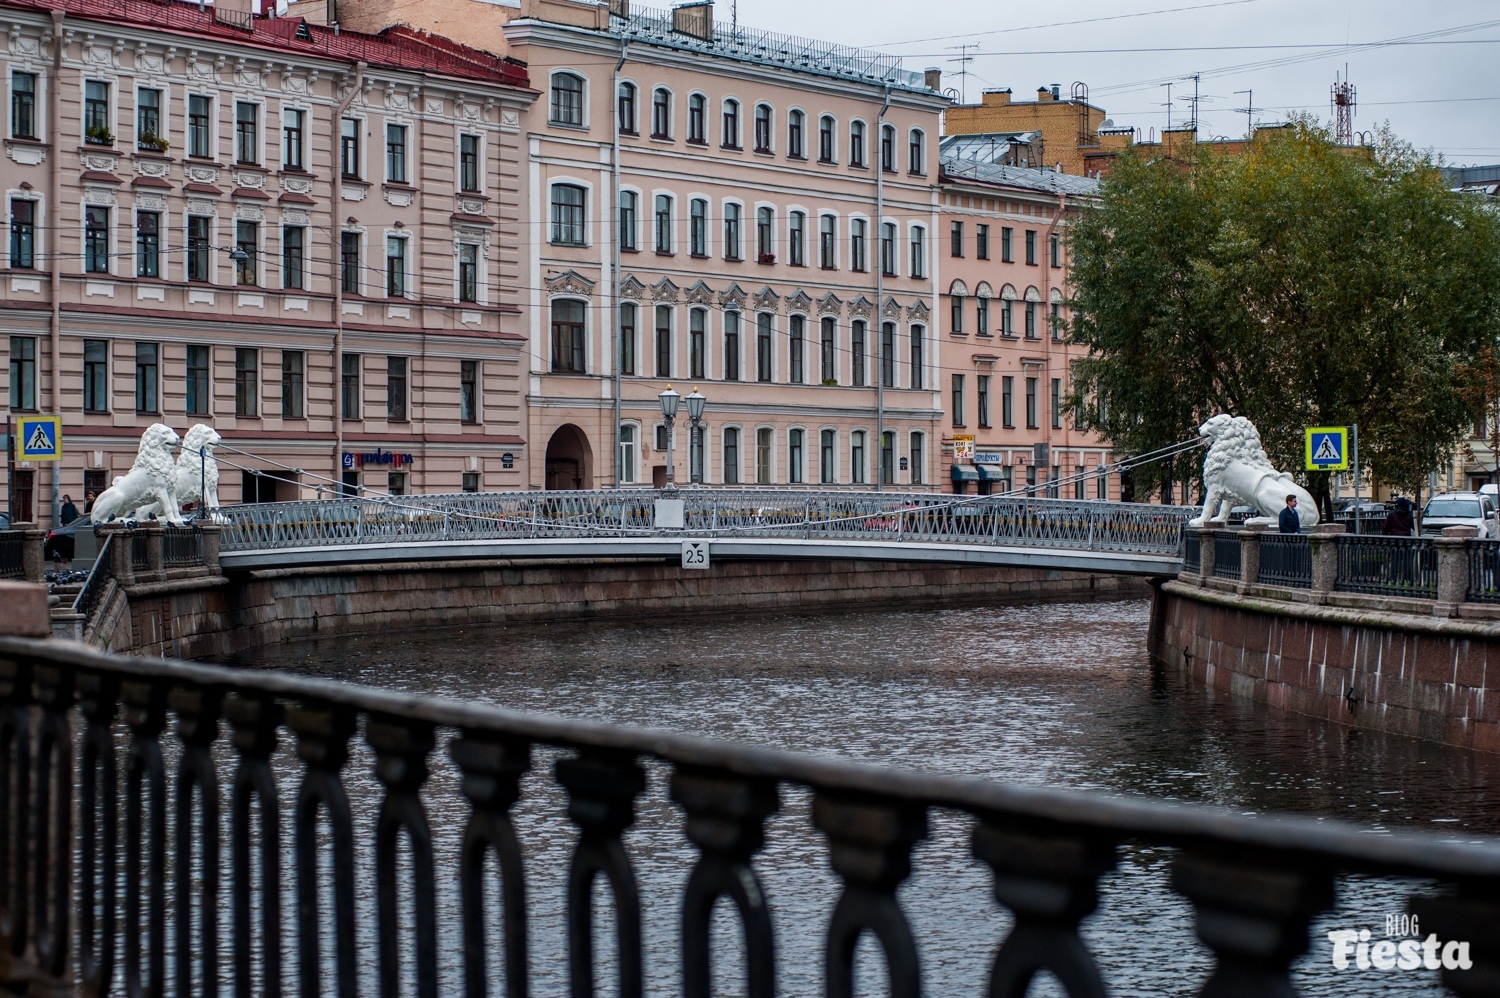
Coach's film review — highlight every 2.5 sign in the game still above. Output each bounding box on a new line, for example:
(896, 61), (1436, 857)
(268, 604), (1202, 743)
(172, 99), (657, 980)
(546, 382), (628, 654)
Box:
(681, 540), (711, 570)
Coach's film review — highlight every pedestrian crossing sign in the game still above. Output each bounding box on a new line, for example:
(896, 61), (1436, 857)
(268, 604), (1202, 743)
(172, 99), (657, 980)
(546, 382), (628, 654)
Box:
(1304, 426), (1349, 471)
(14, 415), (62, 461)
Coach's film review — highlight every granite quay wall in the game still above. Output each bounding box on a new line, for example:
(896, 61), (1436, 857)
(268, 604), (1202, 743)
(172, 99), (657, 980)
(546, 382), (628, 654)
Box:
(90, 556), (1148, 660)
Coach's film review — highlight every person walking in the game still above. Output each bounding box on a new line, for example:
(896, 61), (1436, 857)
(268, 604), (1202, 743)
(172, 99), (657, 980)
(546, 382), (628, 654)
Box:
(1383, 497), (1415, 537)
(59, 494), (79, 526)
(1279, 494), (1302, 534)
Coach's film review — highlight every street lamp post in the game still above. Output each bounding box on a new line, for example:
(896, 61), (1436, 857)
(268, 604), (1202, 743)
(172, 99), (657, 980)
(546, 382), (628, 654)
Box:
(685, 388), (706, 484)
(658, 385), (681, 490)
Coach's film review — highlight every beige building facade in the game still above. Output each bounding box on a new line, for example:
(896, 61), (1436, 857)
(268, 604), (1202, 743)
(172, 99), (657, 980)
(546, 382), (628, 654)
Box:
(2, 0), (536, 527)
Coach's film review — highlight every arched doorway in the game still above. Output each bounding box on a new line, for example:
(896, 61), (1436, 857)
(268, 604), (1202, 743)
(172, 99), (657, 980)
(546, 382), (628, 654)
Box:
(544, 424), (593, 490)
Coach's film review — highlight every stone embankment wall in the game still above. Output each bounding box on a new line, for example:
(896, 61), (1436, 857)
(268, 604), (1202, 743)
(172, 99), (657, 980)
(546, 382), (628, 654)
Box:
(99, 557), (1147, 661)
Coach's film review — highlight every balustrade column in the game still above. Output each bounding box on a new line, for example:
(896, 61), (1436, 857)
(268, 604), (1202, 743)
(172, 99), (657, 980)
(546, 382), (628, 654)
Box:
(1196, 527), (1216, 583)
(1308, 523), (1345, 603)
(0, 655), (32, 990)
(1434, 525), (1478, 618)
(142, 521), (165, 583)
(171, 684), (225, 998)
(29, 662), (74, 998)
(1237, 522), (1267, 594)
(121, 678), (170, 998)
(199, 522), (223, 575)
(104, 524), (135, 588)
(366, 715), (438, 998)
(226, 692), (283, 998)
(18, 525), (44, 583)
(75, 670), (119, 998)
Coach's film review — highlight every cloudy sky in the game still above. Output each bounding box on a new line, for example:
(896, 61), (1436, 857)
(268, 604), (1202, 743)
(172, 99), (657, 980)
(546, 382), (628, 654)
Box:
(734, 0), (1500, 165)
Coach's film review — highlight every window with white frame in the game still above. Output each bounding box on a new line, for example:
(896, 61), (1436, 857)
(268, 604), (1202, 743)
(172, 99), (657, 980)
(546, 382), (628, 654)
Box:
(550, 73), (585, 126)
(551, 185), (586, 246)
(655, 194), (673, 254)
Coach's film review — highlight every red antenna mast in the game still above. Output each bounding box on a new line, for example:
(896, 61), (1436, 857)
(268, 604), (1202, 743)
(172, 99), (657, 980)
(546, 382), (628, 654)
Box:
(1331, 65), (1356, 145)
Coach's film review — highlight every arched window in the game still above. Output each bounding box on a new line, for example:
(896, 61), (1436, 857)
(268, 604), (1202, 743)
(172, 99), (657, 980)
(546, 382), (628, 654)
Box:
(654, 194), (673, 253)
(851, 430), (866, 485)
(652, 88), (672, 138)
(687, 93), (706, 143)
(550, 184), (586, 246)
(820, 429), (837, 484)
(849, 120), (866, 167)
(723, 427), (741, 484)
(723, 310), (741, 381)
(618, 190), (638, 252)
(818, 115), (836, 163)
(850, 218), (867, 272)
(756, 313), (773, 382)
(755, 426), (773, 484)
(617, 82), (637, 134)
(909, 324), (925, 389)
(550, 73), (585, 127)
(820, 316), (836, 383)
(655, 304), (672, 377)
(618, 423), (637, 483)
(721, 99), (740, 148)
(689, 308), (707, 378)
(1000, 284), (1018, 337)
(880, 123), (896, 171)
(910, 225), (926, 279)
(550, 299), (585, 372)
(788, 314), (805, 384)
(756, 206), (774, 261)
(787, 109), (805, 159)
(788, 428), (805, 484)
(619, 301), (637, 375)
(723, 203), (742, 260)
(975, 282), (992, 336)
(949, 279), (968, 334)
(908, 128), (925, 174)
(909, 431), (925, 485)
(851, 320), (867, 387)
(880, 222), (897, 276)
(754, 103), (773, 152)
(689, 198), (708, 256)
(788, 211), (806, 266)
(819, 214), (837, 270)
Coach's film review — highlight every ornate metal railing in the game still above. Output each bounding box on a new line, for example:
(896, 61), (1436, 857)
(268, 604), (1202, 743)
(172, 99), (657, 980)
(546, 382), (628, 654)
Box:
(0, 636), (1497, 996)
(1182, 531), (1201, 573)
(0, 530), (24, 581)
(70, 534), (112, 623)
(161, 526), (202, 569)
(1336, 535), (1438, 598)
(1212, 531), (1242, 580)
(1467, 540), (1500, 604)
(129, 532), (150, 573)
(1259, 533), (1313, 588)
(216, 490), (1197, 559)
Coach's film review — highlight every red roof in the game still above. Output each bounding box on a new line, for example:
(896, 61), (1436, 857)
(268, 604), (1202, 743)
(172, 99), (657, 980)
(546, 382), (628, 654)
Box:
(0, 0), (530, 89)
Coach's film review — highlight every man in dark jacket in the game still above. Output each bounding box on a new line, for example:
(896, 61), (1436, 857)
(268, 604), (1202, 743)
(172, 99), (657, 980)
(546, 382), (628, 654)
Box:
(59, 495), (79, 525)
(1279, 495), (1301, 533)
(1383, 497), (1415, 537)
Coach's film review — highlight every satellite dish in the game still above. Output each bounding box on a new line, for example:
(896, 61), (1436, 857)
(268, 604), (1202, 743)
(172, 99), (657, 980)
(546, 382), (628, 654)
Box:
(1101, 118), (1114, 128)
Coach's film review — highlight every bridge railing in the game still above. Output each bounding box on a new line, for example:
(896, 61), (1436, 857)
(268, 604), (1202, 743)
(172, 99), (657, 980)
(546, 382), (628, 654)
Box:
(215, 490), (1198, 558)
(0, 634), (1496, 997)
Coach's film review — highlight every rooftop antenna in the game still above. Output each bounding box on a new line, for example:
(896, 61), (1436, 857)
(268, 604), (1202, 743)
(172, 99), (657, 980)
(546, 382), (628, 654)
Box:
(1331, 64), (1356, 145)
(1233, 88), (1258, 138)
(1160, 81), (1173, 132)
(946, 42), (978, 105)
(1185, 72), (1201, 133)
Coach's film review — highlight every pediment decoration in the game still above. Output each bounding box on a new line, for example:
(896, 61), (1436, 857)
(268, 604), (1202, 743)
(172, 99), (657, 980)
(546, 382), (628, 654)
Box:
(906, 300), (931, 320)
(1024, 285), (1043, 303)
(847, 295), (872, 319)
(618, 275), (645, 300)
(974, 281), (994, 299)
(718, 282), (747, 309)
(753, 286), (781, 312)
(685, 279), (715, 305)
(785, 289), (812, 313)
(881, 296), (904, 320)
(817, 292), (843, 316)
(547, 269), (596, 298)
(652, 277), (680, 303)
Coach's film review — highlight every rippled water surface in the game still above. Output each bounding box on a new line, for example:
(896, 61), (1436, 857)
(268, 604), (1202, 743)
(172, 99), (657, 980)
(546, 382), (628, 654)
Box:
(242, 597), (1500, 997)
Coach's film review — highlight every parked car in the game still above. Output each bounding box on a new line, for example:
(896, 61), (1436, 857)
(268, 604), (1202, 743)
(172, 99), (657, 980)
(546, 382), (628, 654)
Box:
(1420, 492), (1499, 538)
(0, 511), (10, 530)
(43, 514), (101, 568)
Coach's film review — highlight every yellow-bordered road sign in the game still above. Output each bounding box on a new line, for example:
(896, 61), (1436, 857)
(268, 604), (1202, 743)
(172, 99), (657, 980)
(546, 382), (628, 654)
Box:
(15, 415), (62, 461)
(1305, 426), (1349, 471)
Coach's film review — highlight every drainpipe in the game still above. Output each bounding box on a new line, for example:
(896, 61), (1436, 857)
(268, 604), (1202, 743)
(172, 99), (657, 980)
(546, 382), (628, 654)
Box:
(1042, 190), (1065, 495)
(331, 62), (366, 492)
(611, 41), (628, 486)
(874, 84), (891, 491)
(47, 11), (63, 525)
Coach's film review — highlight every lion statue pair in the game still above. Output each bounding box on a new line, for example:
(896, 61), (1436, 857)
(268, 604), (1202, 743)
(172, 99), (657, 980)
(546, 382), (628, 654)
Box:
(89, 423), (222, 525)
(1191, 414), (1318, 530)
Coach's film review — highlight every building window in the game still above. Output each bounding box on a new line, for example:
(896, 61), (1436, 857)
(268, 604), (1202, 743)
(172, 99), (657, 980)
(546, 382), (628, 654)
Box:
(689, 198), (707, 256)
(387, 473), (407, 496)
(135, 342), (159, 414)
(689, 308), (706, 379)
(340, 117), (360, 178)
(653, 88), (672, 138)
(1002, 376), (1014, 427)
(788, 211), (805, 267)
(386, 356), (407, 421)
(851, 321), (866, 388)
(850, 219), (867, 272)
(976, 298), (990, 336)
(11, 72), (36, 140)
(1097, 469), (1109, 501)
(756, 207), (774, 261)
(977, 375), (991, 428)
(1025, 229), (1038, 265)
(787, 109), (805, 159)
(137, 88), (162, 150)
(188, 94), (212, 158)
(136, 212), (160, 278)
(459, 134), (480, 192)
(908, 129), (925, 174)
(950, 293), (965, 334)
(619, 303), (637, 376)
(819, 215), (836, 270)
(788, 429), (804, 484)
(283, 108), (305, 170)
(723, 311), (740, 381)
(84, 81), (110, 143)
(84, 206), (109, 274)
(818, 115), (835, 163)
(755, 427), (773, 484)
(187, 216), (210, 282)
(460, 360), (479, 423)
(282, 350), (305, 419)
(655, 195), (673, 254)
(235, 102), (258, 164)
(282, 226), (305, 290)
(1025, 301), (1037, 339)
(688, 93), (707, 143)
(8, 336), (35, 410)
(235, 220), (258, 286)
(1026, 376), (1038, 428)
(1001, 226), (1013, 263)
(789, 314), (805, 385)
(909, 432), (924, 484)
(9, 200), (34, 268)
(1050, 232), (1061, 268)
(341, 353), (361, 419)
(235, 348), (258, 417)
(552, 300), (586, 373)
(550, 73), (584, 126)
(619, 191), (638, 252)
(880, 124), (895, 172)
(880, 431), (894, 485)
(952, 374), (965, 427)
(1001, 299), (1014, 337)
(721, 99), (740, 149)
(819, 429), (837, 484)
(909, 325), (925, 389)
(756, 313), (773, 382)
(618, 425), (636, 484)
(820, 317), (836, 384)
(1051, 377), (1063, 429)
(723, 203), (742, 260)
(384, 237), (406, 297)
(340, 232), (360, 294)
(618, 82), (637, 134)
(849, 120), (866, 168)
(723, 428), (740, 485)
(655, 304), (672, 378)
(910, 226), (926, 279)
(851, 430), (866, 485)
(551, 185), (586, 246)
(1051, 301), (1063, 340)
(463, 472), (481, 493)
(950, 221), (963, 258)
(880, 322), (895, 388)
(458, 243), (479, 302)
(976, 224), (990, 260)
(754, 103), (772, 152)
(83, 340), (108, 413)
(385, 123), (407, 183)
(880, 222), (897, 277)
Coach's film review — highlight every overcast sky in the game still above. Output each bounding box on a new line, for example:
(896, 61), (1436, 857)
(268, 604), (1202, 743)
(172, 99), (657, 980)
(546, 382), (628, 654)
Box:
(731, 0), (1500, 165)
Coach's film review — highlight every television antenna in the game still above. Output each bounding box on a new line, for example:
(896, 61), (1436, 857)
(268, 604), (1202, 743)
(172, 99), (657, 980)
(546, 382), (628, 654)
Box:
(946, 43), (979, 105)
(1331, 65), (1356, 145)
(1233, 89), (1258, 138)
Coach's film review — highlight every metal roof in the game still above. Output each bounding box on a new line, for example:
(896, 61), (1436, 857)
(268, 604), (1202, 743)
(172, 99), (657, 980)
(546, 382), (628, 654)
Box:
(940, 157), (1100, 196)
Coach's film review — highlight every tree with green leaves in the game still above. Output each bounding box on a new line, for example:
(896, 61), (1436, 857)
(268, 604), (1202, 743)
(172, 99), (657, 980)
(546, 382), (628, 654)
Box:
(1067, 121), (1500, 514)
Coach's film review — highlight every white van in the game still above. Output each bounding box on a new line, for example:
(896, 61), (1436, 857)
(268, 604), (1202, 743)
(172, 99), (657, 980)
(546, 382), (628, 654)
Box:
(1421, 492), (1500, 538)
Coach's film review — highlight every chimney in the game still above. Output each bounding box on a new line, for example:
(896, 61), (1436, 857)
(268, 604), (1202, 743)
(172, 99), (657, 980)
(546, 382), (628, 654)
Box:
(982, 88), (1012, 107)
(671, 1), (714, 41)
(924, 67), (942, 92)
(1051, 83), (1061, 100)
(1037, 86), (1053, 102)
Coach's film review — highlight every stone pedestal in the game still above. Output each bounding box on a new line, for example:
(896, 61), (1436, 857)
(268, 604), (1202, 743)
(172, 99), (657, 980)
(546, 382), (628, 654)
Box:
(102, 524), (135, 587)
(1308, 523), (1345, 603)
(1237, 522), (1268, 594)
(141, 521), (165, 583)
(15, 524), (44, 582)
(1435, 525), (1479, 617)
(1197, 527), (1216, 584)
(0, 580), (50, 637)
(198, 522), (222, 575)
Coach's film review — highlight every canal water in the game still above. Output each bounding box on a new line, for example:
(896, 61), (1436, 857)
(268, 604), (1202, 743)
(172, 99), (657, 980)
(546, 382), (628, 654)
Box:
(243, 597), (1500, 998)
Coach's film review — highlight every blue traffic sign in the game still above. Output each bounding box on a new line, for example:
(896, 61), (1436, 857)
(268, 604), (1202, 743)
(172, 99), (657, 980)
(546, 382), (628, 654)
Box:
(15, 415), (62, 461)
(1304, 426), (1350, 471)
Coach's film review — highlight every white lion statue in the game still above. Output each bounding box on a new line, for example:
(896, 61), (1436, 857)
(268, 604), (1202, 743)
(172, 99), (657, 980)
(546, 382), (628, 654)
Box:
(1190, 414), (1318, 529)
(132, 423), (221, 520)
(90, 423), (186, 526)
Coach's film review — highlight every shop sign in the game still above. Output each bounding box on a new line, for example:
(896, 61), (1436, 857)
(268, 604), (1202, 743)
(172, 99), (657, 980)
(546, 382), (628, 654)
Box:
(346, 449), (416, 469)
(952, 435), (975, 461)
(974, 453), (1005, 465)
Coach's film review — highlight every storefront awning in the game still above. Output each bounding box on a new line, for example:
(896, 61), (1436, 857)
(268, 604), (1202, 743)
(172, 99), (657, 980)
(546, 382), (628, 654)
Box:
(977, 465), (1010, 481)
(951, 465), (980, 482)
